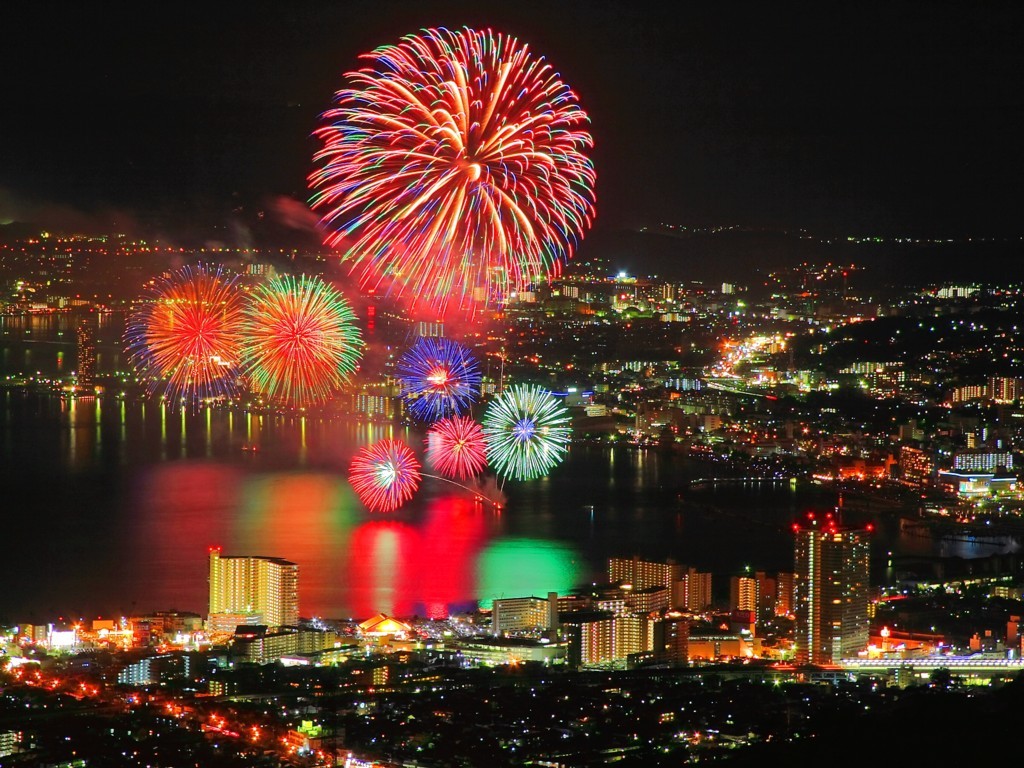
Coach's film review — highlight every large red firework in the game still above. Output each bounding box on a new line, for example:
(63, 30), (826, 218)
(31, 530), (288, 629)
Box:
(240, 274), (363, 407)
(125, 264), (244, 404)
(426, 416), (488, 481)
(349, 439), (422, 512)
(309, 26), (596, 315)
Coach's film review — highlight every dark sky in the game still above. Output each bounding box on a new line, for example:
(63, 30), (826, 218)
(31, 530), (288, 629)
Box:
(2, 1), (1023, 239)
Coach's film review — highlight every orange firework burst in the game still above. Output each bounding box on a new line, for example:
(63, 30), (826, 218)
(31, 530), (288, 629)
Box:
(240, 274), (363, 407)
(125, 264), (244, 405)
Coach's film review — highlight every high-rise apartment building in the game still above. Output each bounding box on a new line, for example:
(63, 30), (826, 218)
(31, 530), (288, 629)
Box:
(565, 613), (649, 667)
(774, 572), (796, 617)
(651, 611), (690, 664)
(208, 548), (299, 632)
(730, 575), (759, 618)
(793, 520), (870, 664)
(678, 567), (712, 611)
(75, 318), (96, 389)
(608, 556), (681, 594)
(953, 449), (1013, 473)
(492, 593), (559, 635)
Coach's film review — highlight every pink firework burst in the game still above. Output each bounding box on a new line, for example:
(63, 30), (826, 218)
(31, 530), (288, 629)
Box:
(349, 439), (422, 512)
(426, 416), (488, 481)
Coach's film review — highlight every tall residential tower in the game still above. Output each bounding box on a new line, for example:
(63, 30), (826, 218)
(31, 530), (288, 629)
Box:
(207, 548), (299, 633)
(793, 517), (870, 664)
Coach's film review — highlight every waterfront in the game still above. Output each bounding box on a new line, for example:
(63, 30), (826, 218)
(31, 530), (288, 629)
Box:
(0, 390), (1014, 623)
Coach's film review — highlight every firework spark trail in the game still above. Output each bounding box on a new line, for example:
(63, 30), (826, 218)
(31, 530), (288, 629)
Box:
(427, 415), (488, 480)
(349, 438), (422, 512)
(125, 264), (244, 406)
(482, 383), (571, 481)
(397, 337), (481, 422)
(241, 274), (363, 407)
(310, 26), (596, 315)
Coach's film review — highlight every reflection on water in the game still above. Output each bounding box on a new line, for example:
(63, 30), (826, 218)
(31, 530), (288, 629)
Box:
(0, 391), (1015, 620)
(1, 393), (582, 619)
(477, 538), (582, 609)
(0, 313), (125, 378)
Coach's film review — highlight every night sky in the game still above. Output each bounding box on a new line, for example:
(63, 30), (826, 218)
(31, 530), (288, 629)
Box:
(3, 2), (1023, 240)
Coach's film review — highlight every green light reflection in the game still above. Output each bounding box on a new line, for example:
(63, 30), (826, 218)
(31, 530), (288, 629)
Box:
(476, 538), (581, 609)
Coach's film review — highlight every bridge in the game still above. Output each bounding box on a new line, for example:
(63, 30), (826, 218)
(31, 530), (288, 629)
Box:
(704, 380), (774, 399)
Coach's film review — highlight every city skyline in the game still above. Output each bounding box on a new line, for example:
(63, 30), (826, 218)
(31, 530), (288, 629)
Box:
(3, 5), (1024, 765)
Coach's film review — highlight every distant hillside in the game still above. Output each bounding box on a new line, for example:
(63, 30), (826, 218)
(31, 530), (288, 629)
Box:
(577, 227), (1024, 286)
(4, 216), (1021, 288)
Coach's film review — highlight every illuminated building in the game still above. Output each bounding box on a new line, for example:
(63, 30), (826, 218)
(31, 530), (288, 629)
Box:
(651, 611), (690, 664)
(354, 390), (401, 420)
(794, 519), (870, 664)
(231, 625), (339, 664)
(0, 730), (19, 759)
(775, 572), (796, 616)
(357, 613), (412, 638)
(673, 567), (712, 612)
(608, 556), (682, 594)
(612, 615), (646, 660)
(457, 637), (567, 666)
(134, 610), (203, 641)
(562, 612), (650, 667)
(207, 548), (298, 632)
(687, 632), (761, 661)
(75, 318), (96, 389)
(118, 656), (156, 686)
(953, 449), (1013, 473)
(492, 593), (559, 636)
(990, 376), (1021, 403)
(937, 471), (1017, 498)
(951, 377), (1023, 404)
(627, 585), (670, 614)
(414, 320), (444, 338)
(899, 446), (935, 488)
(729, 576), (759, 619)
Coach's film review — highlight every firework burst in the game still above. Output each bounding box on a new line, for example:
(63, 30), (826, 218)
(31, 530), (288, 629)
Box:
(125, 264), (244, 405)
(240, 275), (363, 407)
(349, 438), (422, 512)
(427, 416), (488, 480)
(396, 337), (481, 421)
(482, 384), (571, 481)
(310, 26), (596, 315)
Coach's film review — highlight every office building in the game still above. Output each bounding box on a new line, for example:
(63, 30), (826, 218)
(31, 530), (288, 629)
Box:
(794, 519), (870, 664)
(208, 548), (298, 631)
